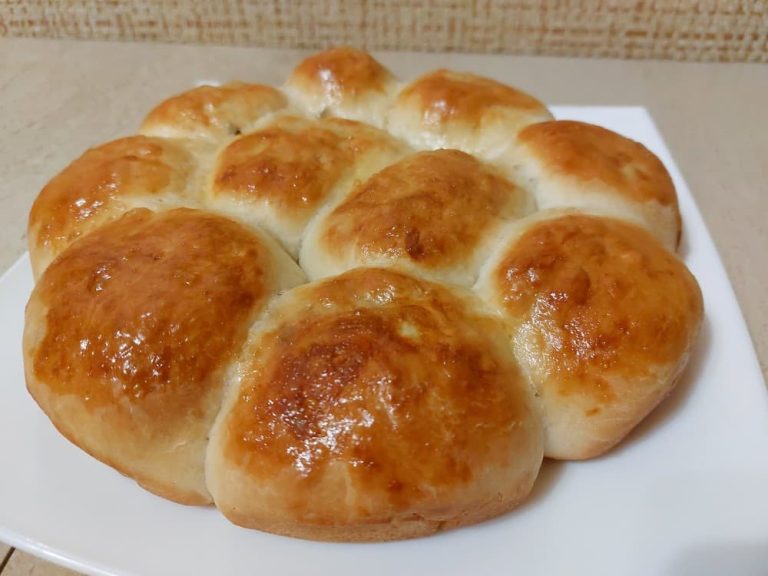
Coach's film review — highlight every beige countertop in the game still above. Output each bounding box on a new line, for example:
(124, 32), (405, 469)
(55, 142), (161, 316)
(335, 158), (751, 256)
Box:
(1, 37), (766, 575)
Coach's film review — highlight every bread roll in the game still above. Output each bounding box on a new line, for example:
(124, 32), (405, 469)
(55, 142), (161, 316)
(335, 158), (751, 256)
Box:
(140, 82), (288, 141)
(506, 120), (681, 250)
(208, 115), (407, 256)
(388, 69), (552, 159)
(27, 136), (198, 279)
(301, 149), (532, 286)
(207, 267), (543, 541)
(475, 211), (703, 459)
(24, 208), (304, 504)
(285, 47), (399, 128)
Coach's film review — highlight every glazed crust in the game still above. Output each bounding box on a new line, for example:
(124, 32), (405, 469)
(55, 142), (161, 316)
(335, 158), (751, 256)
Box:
(511, 120), (682, 249)
(476, 212), (702, 459)
(24, 48), (702, 541)
(207, 268), (543, 540)
(24, 208), (304, 503)
(209, 115), (406, 255)
(302, 149), (531, 285)
(389, 69), (553, 158)
(140, 82), (288, 141)
(285, 46), (398, 127)
(27, 136), (197, 279)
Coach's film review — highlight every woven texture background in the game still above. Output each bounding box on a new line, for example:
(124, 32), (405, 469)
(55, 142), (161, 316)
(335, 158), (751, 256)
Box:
(1, 1), (766, 62)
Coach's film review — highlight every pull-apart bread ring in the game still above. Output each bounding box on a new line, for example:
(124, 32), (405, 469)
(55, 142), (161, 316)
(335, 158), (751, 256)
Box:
(23, 47), (702, 541)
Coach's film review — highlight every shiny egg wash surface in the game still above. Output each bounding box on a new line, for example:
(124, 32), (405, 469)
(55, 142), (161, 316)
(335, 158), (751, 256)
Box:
(222, 268), (537, 518)
(493, 214), (703, 402)
(212, 118), (349, 213)
(211, 116), (399, 217)
(319, 149), (527, 267)
(288, 46), (394, 98)
(140, 82), (288, 138)
(396, 69), (548, 127)
(517, 120), (679, 208)
(28, 136), (193, 253)
(32, 208), (272, 416)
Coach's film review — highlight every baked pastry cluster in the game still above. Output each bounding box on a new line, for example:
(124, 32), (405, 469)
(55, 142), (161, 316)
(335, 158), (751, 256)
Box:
(23, 48), (703, 541)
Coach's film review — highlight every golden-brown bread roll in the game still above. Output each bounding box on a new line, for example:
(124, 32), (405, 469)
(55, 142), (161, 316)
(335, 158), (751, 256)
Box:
(388, 69), (552, 159)
(208, 115), (407, 256)
(507, 120), (682, 250)
(285, 47), (399, 128)
(140, 82), (288, 141)
(207, 267), (543, 541)
(24, 208), (305, 504)
(475, 211), (703, 459)
(301, 149), (532, 286)
(27, 136), (198, 279)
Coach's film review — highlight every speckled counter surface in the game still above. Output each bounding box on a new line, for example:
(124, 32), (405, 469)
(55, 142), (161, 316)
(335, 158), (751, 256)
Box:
(1, 37), (766, 575)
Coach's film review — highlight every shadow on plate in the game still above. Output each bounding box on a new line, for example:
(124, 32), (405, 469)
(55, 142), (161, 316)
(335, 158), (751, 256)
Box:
(670, 540), (768, 576)
(516, 458), (565, 511)
(473, 457), (566, 533)
(677, 223), (692, 261)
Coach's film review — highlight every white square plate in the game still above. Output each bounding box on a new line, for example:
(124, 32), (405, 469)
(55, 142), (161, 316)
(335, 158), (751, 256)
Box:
(1, 107), (767, 576)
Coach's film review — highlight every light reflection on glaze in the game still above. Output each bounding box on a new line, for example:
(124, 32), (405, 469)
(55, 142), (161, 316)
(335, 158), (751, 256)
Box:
(29, 136), (192, 253)
(141, 83), (287, 137)
(321, 149), (526, 271)
(493, 214), (703, 401)
(517, 120), (679, 208)
(212, 118), (349, 213)
(33, 208), (272, 413)
(397, 69), (548, 127)
(225, 268), (532, 505)
(289, 47), (394, 100)
(211, 117), (401, 218)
